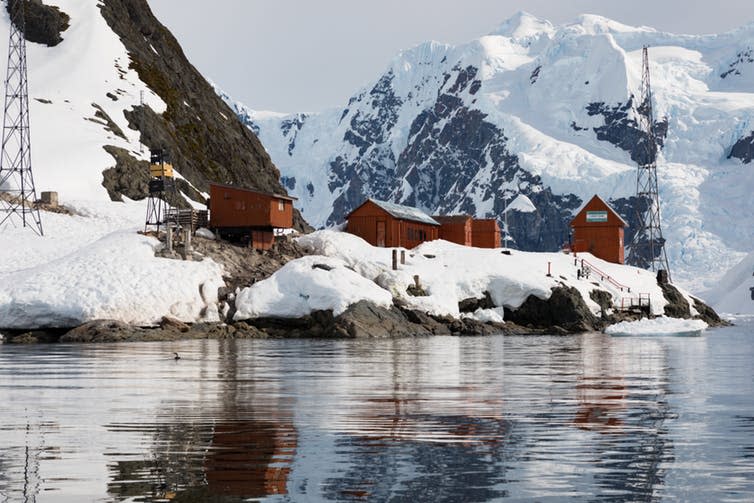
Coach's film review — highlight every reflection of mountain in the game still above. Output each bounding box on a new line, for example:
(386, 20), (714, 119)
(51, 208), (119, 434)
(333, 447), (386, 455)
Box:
(320, 415), (514, 502)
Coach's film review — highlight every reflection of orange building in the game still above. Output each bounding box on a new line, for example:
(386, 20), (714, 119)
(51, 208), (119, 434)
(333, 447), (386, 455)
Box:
(204, 421), (297, 497)
(573, 377), (626, 431)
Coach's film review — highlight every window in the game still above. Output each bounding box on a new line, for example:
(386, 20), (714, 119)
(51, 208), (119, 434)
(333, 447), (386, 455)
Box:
(278, 199), (285, 211)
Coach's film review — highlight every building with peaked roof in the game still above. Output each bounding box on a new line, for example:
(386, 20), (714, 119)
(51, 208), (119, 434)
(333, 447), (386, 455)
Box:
(346, 199), (440, 248)
(570, 195), (627, 264)
(433, 215), (473, 246)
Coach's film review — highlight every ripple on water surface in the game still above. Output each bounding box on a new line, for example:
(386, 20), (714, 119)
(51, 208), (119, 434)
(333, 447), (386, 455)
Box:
(0, 323), (753, 501)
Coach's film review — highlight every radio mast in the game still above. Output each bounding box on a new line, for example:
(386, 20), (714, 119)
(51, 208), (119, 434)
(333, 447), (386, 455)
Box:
(0, 0), (43, 235)
(627, 46), (670, 280)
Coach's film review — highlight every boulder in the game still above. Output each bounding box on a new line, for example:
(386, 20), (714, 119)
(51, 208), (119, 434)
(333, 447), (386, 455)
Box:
(61, 320), (146, 343)
(505, 285), (599, 333)
(160, 316), (190, 333)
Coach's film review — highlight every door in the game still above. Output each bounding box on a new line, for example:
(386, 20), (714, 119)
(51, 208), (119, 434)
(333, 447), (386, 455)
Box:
(376, 221), (386, 247)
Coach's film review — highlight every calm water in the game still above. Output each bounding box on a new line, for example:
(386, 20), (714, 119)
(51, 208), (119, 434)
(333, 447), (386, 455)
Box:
(1, 319), (753, 502)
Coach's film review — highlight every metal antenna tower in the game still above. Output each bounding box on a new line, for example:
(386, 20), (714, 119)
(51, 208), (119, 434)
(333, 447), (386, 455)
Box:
(627, 46), (670, 280)
(0, 0), (43, 235)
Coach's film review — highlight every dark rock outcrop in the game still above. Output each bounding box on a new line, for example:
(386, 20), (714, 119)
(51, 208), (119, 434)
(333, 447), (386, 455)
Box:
(8, 0), (70, 47)
(659, 282), (691, 318)
(729, 131), (754, 164)
(589, 289), (614, 318)
(243, 301), (521, 338)
(94, 0), (309, 231)
(505, 285), (599, 333)
(658, 281), (728, 327)
(586, 97), (668, 165)
(458, 292), (494, 313)
(691, 297), (729, 327)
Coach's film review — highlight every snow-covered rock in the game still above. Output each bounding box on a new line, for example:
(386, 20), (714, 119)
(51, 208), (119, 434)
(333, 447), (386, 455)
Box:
(235, 230), (693, 321)
(233, 12), (754, 294)
(605, 317), (708, 336)
(233, 255), (393, 319)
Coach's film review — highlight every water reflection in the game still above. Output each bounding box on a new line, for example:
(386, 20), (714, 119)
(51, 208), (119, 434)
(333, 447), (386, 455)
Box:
(0, 324), (753, 501)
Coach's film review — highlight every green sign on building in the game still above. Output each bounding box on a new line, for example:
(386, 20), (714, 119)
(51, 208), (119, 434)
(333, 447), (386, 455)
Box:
(586, 211), (608, 223)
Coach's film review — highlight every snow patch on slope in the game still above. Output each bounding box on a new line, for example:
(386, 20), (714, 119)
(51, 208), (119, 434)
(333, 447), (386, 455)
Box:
(0, 0), (166, 202)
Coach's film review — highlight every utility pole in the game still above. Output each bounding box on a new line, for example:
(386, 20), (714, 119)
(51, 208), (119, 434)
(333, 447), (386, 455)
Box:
(627, 46), (670, 280)
(0, 0), (43, 235)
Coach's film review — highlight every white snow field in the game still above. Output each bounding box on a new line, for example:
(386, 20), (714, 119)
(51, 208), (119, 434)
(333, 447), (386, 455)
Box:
(0, 0), (166, 202)
(0, 2), (223, 329)
(605, 317), (708, 336)
(243, 12), (754, 297)
(0, 201), (225, 329)
(233, 230), (700, 324)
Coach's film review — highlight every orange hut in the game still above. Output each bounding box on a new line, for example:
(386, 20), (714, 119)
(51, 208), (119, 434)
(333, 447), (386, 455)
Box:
(471, 219), (501, 249)
(433, 215), (473, 246)
(570, 195), (627, 264)
(346, 199), (440, 248)
(209, 183), (296, 250)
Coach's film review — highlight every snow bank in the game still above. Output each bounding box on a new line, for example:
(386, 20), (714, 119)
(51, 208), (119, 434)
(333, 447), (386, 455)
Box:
(0, 231), (224, 329)
(239, 230), (676, 321)
(0, 200), (226, 329)
(233, 256), (393, 319)
(605, 317), (708, 336)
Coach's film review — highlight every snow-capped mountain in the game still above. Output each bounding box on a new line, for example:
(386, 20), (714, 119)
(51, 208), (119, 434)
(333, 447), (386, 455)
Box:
(0, 0), (292, 217)
(231, 12), (754, 292)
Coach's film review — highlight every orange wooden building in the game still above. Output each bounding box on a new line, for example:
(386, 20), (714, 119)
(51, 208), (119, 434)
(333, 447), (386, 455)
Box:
(433, 215), (473, 246)
(209, 183), (296, 250)
(570, 195), (627, 264)
(346, 199), (440, 248)
(471, 219), (501, 248)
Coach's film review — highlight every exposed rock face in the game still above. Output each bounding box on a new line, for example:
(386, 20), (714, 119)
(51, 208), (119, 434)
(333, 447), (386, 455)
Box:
(659, 282), (691, 318)
(7, 0), (70, 47)
(729, 131), (754, 164)
(691, 297), (728, 327)
(321, 64), (582, 251)
(505, 286), (599, 333)
(90, 0), (308, 231)
(60, 320), (265, 343)
(585, 97), (668, 166)
(589, 289), (614, 318)
(657, 281), (728, 327)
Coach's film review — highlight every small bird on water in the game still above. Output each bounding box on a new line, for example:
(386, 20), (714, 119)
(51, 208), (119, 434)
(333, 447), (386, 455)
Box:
(173, 352), (181, 360)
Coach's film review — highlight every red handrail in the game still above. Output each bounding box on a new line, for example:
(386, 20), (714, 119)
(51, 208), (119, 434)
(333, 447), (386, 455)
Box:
(576, 257), (632, 293)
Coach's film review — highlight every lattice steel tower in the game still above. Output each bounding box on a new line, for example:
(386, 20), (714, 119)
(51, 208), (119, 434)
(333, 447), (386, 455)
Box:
(0, 0), (43, 235)
(627, 46), (670, 279)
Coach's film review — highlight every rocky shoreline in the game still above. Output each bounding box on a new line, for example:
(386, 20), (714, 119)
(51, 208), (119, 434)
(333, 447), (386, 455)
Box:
(1, 284), (726, 345)
(0, 234), (727, 345)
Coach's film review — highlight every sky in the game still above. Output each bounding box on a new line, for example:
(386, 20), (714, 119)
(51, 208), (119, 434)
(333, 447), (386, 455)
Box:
(148, 0), (754, 114)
